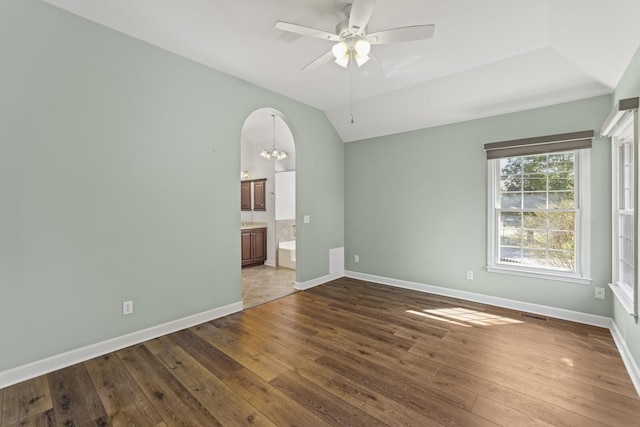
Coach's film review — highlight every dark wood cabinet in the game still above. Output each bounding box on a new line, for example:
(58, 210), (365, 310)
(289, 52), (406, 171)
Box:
(241, 227), (266, 267)
(253, 178), (266, 211)
(241, 181), (252, 211)
(240, 178), (266, 211)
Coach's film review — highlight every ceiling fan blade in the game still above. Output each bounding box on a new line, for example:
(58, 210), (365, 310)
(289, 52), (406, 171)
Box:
(348, 0), (376, 35)
(301, 50), (335, 72)
(367, 24), (435, 45)
(275, 21), (341, 42)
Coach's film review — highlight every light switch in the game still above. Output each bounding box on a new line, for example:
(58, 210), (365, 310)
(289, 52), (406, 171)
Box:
(304, 215), (310, 224)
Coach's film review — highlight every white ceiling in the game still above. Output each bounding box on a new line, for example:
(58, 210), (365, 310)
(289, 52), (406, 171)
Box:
(43, 0), (640, 142)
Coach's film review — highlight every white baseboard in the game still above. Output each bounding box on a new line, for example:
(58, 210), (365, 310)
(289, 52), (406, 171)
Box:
(345, 271), (611, 328)
(264, 259), (276, 267)
(0, 301), (243, 389)
(294, 270), (344, 291)
(610, 320), (640, 396)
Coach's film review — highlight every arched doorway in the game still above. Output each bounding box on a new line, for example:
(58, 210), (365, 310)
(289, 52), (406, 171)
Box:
(240, 108), (297, 308)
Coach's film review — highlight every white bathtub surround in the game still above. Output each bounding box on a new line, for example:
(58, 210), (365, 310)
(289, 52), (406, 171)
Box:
(278, 240), (296, 269)
(276, 219), (295, 242)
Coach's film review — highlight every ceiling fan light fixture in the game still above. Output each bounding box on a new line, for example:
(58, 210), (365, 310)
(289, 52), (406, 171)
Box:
(354, 39), (370, 56)
(332, 41), (348, 60)
(354, 53), (370, 67)
(335, 53), (350, 68)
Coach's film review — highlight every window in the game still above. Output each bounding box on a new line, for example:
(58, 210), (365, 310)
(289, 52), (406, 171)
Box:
(485, 132), (592, 284)
(608, 106), (638, 315)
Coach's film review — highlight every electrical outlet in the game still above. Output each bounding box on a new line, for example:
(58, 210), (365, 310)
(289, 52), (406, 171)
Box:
(466, 270), (474, 280)
(594, 287), (605, 300)
(354, 255), (359, 263)
(122, 300), (134, 315)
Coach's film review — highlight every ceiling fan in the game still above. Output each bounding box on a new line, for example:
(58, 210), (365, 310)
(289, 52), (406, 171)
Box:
(275, 0), (435, 71)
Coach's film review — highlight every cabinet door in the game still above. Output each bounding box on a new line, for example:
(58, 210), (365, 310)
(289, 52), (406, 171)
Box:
(253, 179), (266, 211)
(253, 228), (266, 262)
(241, 231), (253, 266)
(241, 181), (252, 211)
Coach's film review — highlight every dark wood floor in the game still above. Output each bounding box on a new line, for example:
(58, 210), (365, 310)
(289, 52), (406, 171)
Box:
(2, 278), (640, 426)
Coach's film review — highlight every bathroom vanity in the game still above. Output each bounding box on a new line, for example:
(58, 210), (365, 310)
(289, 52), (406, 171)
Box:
(241, 222), (267, 267)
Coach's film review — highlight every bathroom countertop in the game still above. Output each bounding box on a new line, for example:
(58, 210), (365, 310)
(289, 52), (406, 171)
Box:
(241, 221), (267, 230)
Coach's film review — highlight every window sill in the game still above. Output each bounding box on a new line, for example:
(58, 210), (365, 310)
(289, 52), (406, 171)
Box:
(608, 282), (635, 315)
(487, 265), (591, 285)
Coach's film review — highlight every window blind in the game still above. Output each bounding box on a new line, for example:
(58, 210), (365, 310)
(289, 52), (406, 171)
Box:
(484, 130), (594, 160)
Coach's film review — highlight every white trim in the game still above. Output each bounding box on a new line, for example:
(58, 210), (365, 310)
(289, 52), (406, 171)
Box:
(345, 270), (610, 328)
(0, 301), (243, 389)
(264, 259), (276, 267)
(610, 320), (640, 396)
(486, 265), (591, 285)
(294, 270), (344, 291)
(609, 282), (635, 316)
(610, 111), (639, 320)
(578, 149), (592, 279)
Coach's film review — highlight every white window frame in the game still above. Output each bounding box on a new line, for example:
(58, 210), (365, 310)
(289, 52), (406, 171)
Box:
(486, 149), (591, 284)
(610, 112), (637, 315)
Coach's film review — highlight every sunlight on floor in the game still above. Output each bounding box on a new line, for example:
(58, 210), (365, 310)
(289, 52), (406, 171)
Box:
(406, 307), (523, 326)
(561, 357), (574, 367)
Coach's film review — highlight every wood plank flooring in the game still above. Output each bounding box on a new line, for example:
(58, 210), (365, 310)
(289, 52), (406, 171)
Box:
(2, 277), (640, 426)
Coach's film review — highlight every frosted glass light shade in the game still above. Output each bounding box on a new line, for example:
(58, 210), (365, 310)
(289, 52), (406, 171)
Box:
(354, 39), (370, 56)
(355, 53), (370, 67)
(335, 54), (350, 68)
(332, 41), (348, 59)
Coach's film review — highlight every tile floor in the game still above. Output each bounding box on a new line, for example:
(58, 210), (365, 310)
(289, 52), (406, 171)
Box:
(241, 264), (297, 308)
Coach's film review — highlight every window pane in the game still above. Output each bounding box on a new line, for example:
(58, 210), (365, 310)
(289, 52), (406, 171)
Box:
(549, 211), (574, 231)
(549, 231), (575, 250)
(500, 231), (522, 246)
(500, 247), (522, 264)
(500, 212), (522, 246)
(523, 230), (547, 249)
(523, 174), (546, 191)
(500, 211), (522, 228)
(548, 172), (574, 191)
(500, 193), (521, 209)
(549, 191), (574, 209)
(523, 249), (547, 267)
(523, 155), (547, 173)
(523, 211), (547, 229)
(619, 214), (634, 289)
(523, 192), (547, 209)
(500, 157), (522, 175)
(547, 153), (574, 172)
(500, 175), (521, 192)
(549, 250), (575, 269)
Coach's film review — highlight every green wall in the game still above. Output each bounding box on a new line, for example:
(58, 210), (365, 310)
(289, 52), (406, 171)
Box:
(0, 0), (343, 372)
(345, 95), (612, 315)
(611, 46), (640, 371)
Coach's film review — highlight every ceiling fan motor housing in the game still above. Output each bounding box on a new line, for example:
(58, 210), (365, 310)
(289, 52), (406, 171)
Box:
(336, 20), (366, 43)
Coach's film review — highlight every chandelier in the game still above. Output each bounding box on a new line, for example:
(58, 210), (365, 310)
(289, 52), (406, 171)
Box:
(260, 114), (288, 161)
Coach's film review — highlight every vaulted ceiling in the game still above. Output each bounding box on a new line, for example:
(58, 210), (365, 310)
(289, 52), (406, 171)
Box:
(43, 0), (640, 142)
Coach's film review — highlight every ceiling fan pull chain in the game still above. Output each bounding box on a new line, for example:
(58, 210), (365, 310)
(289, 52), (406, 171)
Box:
(350, 55), (355, 124)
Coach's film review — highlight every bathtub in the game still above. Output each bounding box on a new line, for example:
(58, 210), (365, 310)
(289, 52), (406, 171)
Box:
(278, 240), (296, 270)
